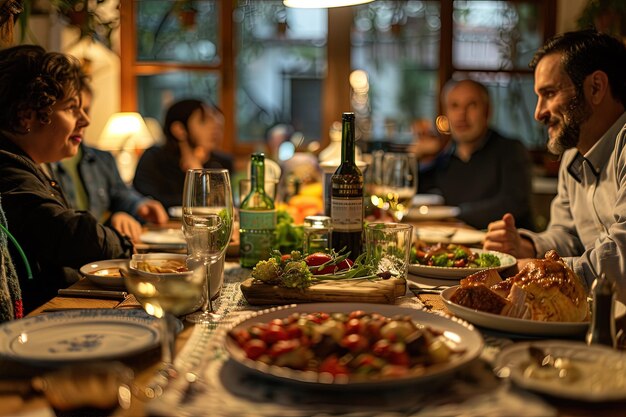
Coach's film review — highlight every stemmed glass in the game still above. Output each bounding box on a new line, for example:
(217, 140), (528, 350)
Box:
(123, 256), (205, 395)
(382, 153), (417, 221)
(182, 169), (234, 324)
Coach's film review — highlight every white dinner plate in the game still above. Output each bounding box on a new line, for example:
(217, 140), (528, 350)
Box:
(140, 228), (186, 246)
(441, 285), (626, 337)
(495, 340), (626, 401)
(80, 258), (129, 289)
(411, 194), (445, 206)
(224, 303), (484, 389)
(405, 205), (460, 221)
(0, 309), (161, 366)
(408, 249), (516, 279)
(168, 206), (183, 219)
(415, 226), (486, 245)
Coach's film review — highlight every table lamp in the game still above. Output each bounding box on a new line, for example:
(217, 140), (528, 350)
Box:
(98, 112), (154, 184)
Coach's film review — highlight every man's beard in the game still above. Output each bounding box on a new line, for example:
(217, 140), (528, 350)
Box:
(547, 91), (592, 155)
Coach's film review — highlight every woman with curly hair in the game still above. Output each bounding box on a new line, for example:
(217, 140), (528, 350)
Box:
(0, 45), (133, 313)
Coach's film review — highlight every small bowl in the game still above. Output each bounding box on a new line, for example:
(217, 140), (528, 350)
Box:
(129, 253), (190, 278)
(80, 259), (129, 289)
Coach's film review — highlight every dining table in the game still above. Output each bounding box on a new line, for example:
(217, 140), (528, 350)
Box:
(1, 218), (626, 417)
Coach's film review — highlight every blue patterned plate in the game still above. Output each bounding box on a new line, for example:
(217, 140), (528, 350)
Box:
(0, 309), (164, 366)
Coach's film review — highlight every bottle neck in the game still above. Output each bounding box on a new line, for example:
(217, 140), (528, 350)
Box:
(250, 158), (265, 192)
(341, 117), (355, 164)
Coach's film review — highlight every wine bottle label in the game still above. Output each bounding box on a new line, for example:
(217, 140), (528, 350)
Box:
(331, 197), (363, 231)
(239, 209), (276, 229)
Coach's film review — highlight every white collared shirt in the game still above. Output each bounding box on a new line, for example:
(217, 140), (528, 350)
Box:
(521, 112), (626, 302)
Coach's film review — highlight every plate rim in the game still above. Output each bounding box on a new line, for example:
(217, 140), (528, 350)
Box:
(0, 309), (161, 366)
(409, 249), (516, 279)
(495, 340), (626, 401)
(415, 226), (486, 245)
(140, 228), (186, 246)
(79, 258), (129, 289)
(406, 205), (461, 221)
(442, 286), (626, 337)
(441, 285), (598, 336)
(222, 302), (484, 389)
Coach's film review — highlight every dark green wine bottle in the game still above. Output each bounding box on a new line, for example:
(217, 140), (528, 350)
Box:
(331, 112), (363, 259)
(239, 153), (276, 268)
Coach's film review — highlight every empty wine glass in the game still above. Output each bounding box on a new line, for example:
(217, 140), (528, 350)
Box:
(182, 169), (234, 324)
(381, 153), (417, 221)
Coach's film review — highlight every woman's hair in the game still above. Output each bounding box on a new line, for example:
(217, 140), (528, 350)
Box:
(530, 29), (626, 106)
(0, 45), (84, 134)
(163, 99), (222, 148)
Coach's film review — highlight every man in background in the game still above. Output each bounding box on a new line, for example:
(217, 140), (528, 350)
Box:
(484, 29), (626, 302)
(418, 79), (534, 230)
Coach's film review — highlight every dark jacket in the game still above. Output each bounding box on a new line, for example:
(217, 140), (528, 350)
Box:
(418, 129), (534, 230)
(0, 135), (133, 313)
(133, 144), (234, 209)
(52, 144), (147, 223)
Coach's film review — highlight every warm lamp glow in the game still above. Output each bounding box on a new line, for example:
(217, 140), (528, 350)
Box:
(98, 112), (154, 184)
(98, 112), (154, 151)
(283, 0), (374, 8)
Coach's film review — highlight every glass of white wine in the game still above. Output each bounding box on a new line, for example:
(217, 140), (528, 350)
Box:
(382, 153), (417, 221)
(123, 255), (205, 394)
(181, 169), (234, 324)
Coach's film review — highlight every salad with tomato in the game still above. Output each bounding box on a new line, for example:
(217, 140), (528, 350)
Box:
(250, 250), (391, 290)
(410, 243), (501, 268)
(228, 310), (461, 380)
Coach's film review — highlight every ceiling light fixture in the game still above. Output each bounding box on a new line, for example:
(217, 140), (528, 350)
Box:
(283, 0), (375, 9)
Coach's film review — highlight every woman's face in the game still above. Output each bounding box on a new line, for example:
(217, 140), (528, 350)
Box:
(186, 105), (224, 152)
(25, 91), (90, 163)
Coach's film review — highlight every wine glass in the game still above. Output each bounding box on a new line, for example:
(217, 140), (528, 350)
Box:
(382, 153), (417, 221)
(182, 169), (234, 324)
(123, 255), (205, 395)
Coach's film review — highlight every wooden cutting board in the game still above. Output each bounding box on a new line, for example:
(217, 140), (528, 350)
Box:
(240, 277), (407, 305)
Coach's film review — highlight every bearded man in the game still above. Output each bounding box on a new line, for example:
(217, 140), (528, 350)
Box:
(483, 29), (626, 302)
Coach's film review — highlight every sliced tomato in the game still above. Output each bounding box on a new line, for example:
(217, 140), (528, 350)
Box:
(319, 355), (349, 375)
(243, 339), (267, 360)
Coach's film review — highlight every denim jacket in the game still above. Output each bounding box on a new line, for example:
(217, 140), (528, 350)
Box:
(52, 145), (147, 223)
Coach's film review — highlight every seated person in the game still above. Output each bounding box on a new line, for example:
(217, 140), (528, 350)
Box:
(51, 83), (168, 242)
(417, 79), (534, 230)
(133, 99), (234, 210)
(484, 30), (626, 303)
(0, 45), (133, 313)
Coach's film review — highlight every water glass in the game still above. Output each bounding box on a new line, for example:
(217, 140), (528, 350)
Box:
(365, 222), (413, 279)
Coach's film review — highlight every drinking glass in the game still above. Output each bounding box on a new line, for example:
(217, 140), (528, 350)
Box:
(381, 153), (417, 221)
(182, 169), (234, 324)
(123, 256), (204, 395)
(365, 222), (413, 280)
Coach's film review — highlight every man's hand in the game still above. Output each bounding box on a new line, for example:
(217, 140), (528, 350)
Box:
(111, 212), (143, 242)
(483, 213), (536, 258)
(136, 200), (168, 225)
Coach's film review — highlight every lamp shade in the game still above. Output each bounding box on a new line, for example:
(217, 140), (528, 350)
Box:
(97, 112), (154, 151)
(283, 0), (374, 8)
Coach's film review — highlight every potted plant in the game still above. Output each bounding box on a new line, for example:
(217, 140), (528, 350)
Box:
(17, 0), (119, 49)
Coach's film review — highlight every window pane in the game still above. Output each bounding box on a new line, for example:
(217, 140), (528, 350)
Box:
(234, 1), (327, 143)
(352, 1), (441, 144)
(135, 0), (220, 64)
(453, 1), (543, 70)
(458, 72), (545, 148)
(137, 72), (220, 121)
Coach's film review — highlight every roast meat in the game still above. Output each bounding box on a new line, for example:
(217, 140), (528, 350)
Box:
(450, 250), (589, 322)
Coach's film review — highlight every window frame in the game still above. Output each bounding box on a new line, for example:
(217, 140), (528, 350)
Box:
(120, 0), (556, 158)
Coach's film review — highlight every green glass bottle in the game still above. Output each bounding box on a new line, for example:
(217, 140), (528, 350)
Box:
(239, 153), (276, 268)
(331, 112), (363, 259)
